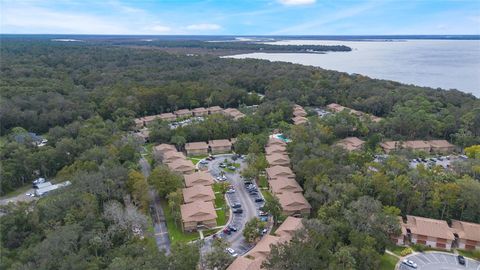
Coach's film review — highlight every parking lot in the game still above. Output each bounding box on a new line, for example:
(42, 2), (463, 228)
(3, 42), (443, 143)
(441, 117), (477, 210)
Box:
(398, 252), (480, 270)
(201, 154), (267, 256)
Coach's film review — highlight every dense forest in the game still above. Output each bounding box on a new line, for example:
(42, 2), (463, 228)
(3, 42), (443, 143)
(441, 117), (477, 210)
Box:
(1, 39), (479, 269)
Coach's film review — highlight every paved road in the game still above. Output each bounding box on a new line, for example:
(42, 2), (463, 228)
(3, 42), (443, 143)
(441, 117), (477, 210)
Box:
(397, 252), (480, 270)
(202, 154), (265, 256)
(138, 155), (171, 254)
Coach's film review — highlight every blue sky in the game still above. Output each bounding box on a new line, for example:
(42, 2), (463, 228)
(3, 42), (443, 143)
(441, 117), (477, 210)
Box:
(1, 0), (479, 35)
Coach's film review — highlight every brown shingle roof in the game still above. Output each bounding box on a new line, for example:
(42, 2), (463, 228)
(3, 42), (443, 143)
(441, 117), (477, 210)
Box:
(248, 235), (283, 260)
(327, 103), (347, 113)
(265, 144), (287, 155)
(175, 109), (192, 116)
(336, 137), (365, 151)
(159, 112), (176, 120)
(405, 215), (454, 240)
(180, 201), (217, 223)
(266, 166), (295, 179)
(163, 151), (187, 162)
(192, 107), (208, 113)
(404, 140), (430, 150)
(154, 144), (177, 154)
(208, 139), (232, 148)
(227, 257), (263, 270)
(450, 220), (480, 242)
(276, 192), (311, 212)
(267, 137), (287, 147)
(275, 217), (303, 241)
(269, 178), (303, 194)
(167, 159), (195, 171)
(185, 141), (209, 151)
(292, 116), (308, 125)
(266, 153), (291, 166)
(184, 171), (215, 187)
(428, 140), (454, 148)
(207, 106), (223, 113)
(182, 185), (215, 203)
(380, 141), (399, 151)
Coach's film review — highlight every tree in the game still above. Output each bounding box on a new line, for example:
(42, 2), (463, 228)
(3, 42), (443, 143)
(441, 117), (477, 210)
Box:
(148, 166), (184, 198)
(127, 170), (150, 213)
(261, 195), (283, 226)
(465, 145), (480, 159)
(203, 238), (234, 270)
(167, 189), (183, 226)
(243, 217), (266, 243)
(169, 242), (200, 270)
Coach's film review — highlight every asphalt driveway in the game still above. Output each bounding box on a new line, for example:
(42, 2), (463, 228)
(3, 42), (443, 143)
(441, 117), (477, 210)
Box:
(202, 154), (265, 256)
(398, 252), (480, 270)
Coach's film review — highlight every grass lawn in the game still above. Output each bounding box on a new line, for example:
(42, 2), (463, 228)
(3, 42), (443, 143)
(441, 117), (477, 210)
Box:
(380, 253), (399, 270)
(261, 189), (274, 202)
(386, 244), (407, 257)
(214, 189), (229, 226)
(160, 201), (199, 243)
(187, 155), (208, 165)
(457, 249), (480, 260)
(257, 175), (268, 188)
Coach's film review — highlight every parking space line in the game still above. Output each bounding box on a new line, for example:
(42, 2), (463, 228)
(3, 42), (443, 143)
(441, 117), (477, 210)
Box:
(417, 254), (430, 264)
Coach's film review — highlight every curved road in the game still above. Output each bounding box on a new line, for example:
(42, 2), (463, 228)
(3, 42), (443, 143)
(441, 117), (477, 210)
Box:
(202, 154), (265, 256)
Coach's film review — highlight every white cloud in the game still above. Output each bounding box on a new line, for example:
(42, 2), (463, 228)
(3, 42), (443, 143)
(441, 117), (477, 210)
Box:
(278, 0), (316, 6)
(150, 25), (171, 33)
(185, 23), (221, 30)
(1, 4), (128, 34)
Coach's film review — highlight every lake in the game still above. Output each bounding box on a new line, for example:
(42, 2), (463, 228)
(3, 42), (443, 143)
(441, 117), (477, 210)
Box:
(227, 39), (480, 97)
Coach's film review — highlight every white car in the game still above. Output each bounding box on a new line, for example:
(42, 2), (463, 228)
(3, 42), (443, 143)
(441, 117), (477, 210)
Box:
(226, 248), (238, 257)
(226, 189), (235, 194)
(402, 259), (417, 269)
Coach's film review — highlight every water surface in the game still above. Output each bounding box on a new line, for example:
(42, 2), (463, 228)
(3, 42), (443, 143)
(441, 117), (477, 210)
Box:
(228, 39), (480, 97)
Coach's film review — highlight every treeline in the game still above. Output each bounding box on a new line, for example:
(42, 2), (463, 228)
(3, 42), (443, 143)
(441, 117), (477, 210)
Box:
(109, 39), (352, 52)
(1, 40), (477, 144)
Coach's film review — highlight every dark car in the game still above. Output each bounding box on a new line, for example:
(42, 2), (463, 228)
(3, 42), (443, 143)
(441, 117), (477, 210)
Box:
(249, 191), (258, 196)
(244, 181), (253, 186)
(232, 203), (242, 209)
(233, 209), (243, 214)
(223, 228), (231, 235)
(228, 225), (238, 232)
(457, 255), (465, 265)
(255, 198), (264, 203)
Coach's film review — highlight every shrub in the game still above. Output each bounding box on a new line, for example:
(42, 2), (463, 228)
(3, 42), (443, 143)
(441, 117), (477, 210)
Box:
(411, 244), (425, 252)
(400, 247), (413, 257)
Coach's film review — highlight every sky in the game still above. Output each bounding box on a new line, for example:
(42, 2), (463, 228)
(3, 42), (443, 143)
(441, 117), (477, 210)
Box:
(1, 0), (479, 35)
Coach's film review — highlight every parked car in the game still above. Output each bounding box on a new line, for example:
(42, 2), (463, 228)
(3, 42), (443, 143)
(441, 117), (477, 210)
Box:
(231, 203), (242, 209)
(259, 211), (268, 216)
(457, 255), (465, 265)
(259, 216), (268, 222)
(255, 198), (264, 203)
(261, 228), (268, 235)
(249, 191), (258, 196)
(402, 259), (417, 269)
(226, 189), (235, 194)
(226, 248), (238, 257)
(216, 175), (227, 181)
(223, 228), (231, 235)
(199, 160), (208, 165)
(219, 163), (227, 168)
(233, 209), (243, 214)
(228, 225), (238, 232)
(228, 166), (237, 171)
(244, 181), (253, 186)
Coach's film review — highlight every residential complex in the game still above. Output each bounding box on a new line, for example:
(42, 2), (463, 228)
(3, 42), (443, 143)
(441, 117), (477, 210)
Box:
(393, 215), (480, 251)
(227, 217), (303, 270)
(380, 139), (455, 153)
